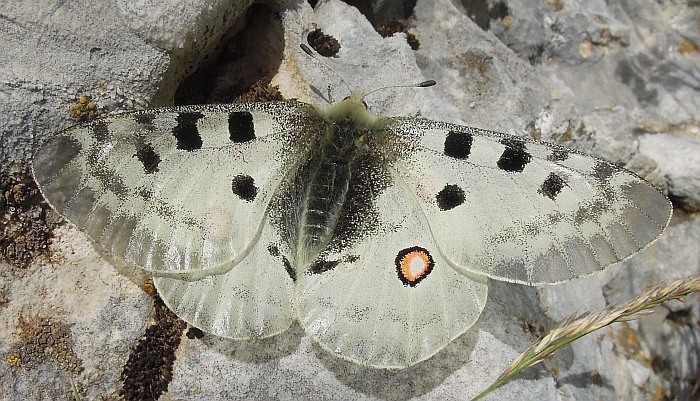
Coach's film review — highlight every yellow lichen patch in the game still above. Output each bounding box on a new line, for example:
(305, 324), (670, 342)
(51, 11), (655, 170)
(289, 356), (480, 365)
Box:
(579, 40), (593, 59)
(610, 322), (645, 360)
(576, 121), (593, 141)
(549, 121), (592, 143)
(14, 314), (83, 374)
(502, 15), (512, 30)
(530, 126), (543, 141)
(546, 0), (564, 11)
(143, 278), (157, 296)
(68, 95), (100, 122)
(653, 386), (668, 401)
(7, 353), (21, 367)
(560, 122), (575, 142)
(517, 316), (546, 338)
(456, 51), (490, 76)
(680, 39), (698, 54)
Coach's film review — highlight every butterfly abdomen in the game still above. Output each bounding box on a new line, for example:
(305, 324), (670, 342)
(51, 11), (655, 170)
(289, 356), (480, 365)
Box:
(299, 154), (351, 252)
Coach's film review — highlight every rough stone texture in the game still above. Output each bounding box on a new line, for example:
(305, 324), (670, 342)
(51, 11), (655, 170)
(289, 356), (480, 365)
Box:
(0, 226), (152, 400)
(639, 134), (700, 212)
(602, 212), (700, 401)
(0, 0), (698, 400)
(478, 1), (700, 399)
(0, 0), (255, 172)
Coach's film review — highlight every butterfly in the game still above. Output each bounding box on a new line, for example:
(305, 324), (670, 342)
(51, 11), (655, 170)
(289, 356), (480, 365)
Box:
(31, 48), (672, 369)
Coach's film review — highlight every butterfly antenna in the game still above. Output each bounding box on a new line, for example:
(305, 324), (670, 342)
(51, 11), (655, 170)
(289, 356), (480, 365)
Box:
(300, 44), (436, 101)
(300, 44), (353, 98)
(362, 80), (437, 101)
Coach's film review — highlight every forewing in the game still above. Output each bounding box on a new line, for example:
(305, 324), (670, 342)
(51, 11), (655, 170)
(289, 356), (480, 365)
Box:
(295, 177), (488, 368)
(154, 220), (295, 338)
(383, 117), (672, 285)
(32, 101), (312, 279)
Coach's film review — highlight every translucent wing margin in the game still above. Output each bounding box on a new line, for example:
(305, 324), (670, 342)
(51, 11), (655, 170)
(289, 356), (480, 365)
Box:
(32, 101), (313, 279)
(294, 178), (488, 368)
(154, 220), (295, 338)
(383, 117), (672, 285)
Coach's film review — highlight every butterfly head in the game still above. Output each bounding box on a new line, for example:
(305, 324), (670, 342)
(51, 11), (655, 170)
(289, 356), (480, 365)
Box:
(316, 90), (380, 128)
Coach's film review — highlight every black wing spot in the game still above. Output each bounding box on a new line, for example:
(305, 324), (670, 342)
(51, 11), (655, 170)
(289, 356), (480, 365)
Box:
(92, 122), (110, 142)
(593, 160), (616, 181)
(134, 113), (156, 129)
(548, 149), (569, 162)
(135, 143), (161, 174)
(497, 138), (531, 172)
(231, 174), (258, 202)
(268, 245), (296, 282)
(436, 184), (466, 211)
(444, 131), (473, 159)
(186, 327), (204, 339)
(173, 112), (204, 151)
(395, 246), (435, 287)
(267, 244), (280, 257)
(309, 259), (340, 275)
(575, 199), (608, 224)
(229, 112), (255, 143)
(282, 257), (295, 282)
(539, 172), (566, 200)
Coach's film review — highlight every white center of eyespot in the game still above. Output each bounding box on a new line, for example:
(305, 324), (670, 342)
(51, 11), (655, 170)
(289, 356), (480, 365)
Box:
(397, 247), (433, 284)
(407, 253), (428, 278)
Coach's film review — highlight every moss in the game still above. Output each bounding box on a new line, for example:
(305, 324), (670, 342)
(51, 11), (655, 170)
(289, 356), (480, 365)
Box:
(9, 314), (83, 374)
(307, 28), (341, 56)
(232, 78), (284, 104)
(119, 295), (186, 401)
(0, 170), (60, 270)
(374, 21), (420, 50)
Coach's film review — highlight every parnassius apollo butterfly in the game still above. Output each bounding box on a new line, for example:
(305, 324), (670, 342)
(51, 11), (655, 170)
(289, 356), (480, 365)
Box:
(32, 46), (671, 369)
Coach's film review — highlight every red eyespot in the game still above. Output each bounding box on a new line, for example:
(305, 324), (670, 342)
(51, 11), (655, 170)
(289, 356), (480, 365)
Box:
(395, 246), (435, 287)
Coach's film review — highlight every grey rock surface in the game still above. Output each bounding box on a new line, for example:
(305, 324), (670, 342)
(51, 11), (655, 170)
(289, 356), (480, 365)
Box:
(639, 133), (700, 212)
(1, 0), (698, 400)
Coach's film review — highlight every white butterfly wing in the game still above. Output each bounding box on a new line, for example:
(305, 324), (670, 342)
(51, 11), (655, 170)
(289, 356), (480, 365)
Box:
(32, 102), (311, 279)
(154, 219), (295, 338)
(384, 118), (672, 285)
(295, 177), (488, 368)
